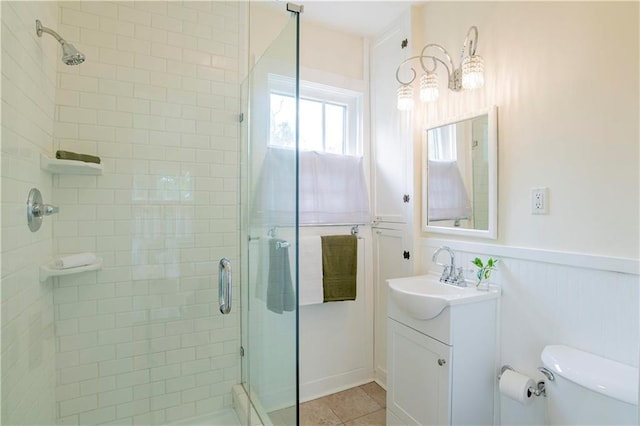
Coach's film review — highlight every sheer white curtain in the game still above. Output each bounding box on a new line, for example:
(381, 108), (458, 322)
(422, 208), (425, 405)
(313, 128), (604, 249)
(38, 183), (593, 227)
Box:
(427, 160), (472, 221)
(254, 149), (370, 225)
(428, 125), (457, 161)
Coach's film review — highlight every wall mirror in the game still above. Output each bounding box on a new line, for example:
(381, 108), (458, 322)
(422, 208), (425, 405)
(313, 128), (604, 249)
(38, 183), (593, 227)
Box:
(422, 106), (497, 239)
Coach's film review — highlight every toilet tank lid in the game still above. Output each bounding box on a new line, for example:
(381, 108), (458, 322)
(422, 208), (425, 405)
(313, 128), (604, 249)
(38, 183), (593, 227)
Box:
(541, 345), (638, 405)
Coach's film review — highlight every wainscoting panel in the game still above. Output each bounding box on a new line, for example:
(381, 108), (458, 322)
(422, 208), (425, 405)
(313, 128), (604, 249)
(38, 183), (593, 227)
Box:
(421, 238), (638, 425)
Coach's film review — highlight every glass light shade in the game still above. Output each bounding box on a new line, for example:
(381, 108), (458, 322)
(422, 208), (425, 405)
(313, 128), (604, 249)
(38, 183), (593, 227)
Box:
(419, 72), (439, 103)
(397, 85), (413, 111)
(461, 54), (484, 89)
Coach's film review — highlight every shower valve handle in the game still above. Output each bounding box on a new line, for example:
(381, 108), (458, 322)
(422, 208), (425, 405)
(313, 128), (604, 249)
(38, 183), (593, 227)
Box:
(27, 188), (59, 232)
(33, 203), (59, 217)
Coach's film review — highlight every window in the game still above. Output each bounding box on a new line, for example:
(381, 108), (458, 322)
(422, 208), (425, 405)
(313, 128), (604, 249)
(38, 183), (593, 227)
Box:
(257, 75), (369, 225)
(268, 75), (361, 156)
(271, 94), (348, 154)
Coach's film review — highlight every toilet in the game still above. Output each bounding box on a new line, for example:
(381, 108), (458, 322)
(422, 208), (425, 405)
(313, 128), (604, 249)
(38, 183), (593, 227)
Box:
(541, 345), (638, 425)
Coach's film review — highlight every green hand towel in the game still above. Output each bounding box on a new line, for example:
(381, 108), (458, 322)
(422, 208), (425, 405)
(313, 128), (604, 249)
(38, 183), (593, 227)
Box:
(56, 150), (101, 164)
(321, 235), (357, 302)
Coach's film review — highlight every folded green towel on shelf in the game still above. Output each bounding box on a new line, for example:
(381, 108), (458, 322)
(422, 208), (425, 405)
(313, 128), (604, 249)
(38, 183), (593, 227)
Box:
(56, 150), (101, 164)
(321, 235), (357, 302)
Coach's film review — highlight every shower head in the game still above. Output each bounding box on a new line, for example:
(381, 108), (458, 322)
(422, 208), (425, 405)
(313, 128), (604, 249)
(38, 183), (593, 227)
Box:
(35, 19), (85, 65)
(61, 42), (85, 66)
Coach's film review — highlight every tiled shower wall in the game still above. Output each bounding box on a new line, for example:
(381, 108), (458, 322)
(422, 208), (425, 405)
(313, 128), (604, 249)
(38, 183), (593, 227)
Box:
(1, 1), (59, 424)
(50, 2), (240, 424)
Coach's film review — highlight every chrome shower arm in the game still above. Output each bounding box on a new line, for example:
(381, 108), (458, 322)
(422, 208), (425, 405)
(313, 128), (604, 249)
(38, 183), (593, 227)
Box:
(36, 20), (64, 44)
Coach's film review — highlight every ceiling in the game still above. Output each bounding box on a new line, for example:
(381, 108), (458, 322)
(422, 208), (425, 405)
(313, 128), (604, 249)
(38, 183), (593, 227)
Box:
(269, 1), (415, 37)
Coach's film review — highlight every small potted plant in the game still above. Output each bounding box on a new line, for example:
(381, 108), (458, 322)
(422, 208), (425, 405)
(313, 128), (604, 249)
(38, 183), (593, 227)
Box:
(471, 257), (499, 291)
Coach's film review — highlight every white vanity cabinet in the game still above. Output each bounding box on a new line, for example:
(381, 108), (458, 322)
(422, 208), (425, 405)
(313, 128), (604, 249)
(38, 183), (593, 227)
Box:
(387, 319), (452, 425)
(387, 281), (499, 426)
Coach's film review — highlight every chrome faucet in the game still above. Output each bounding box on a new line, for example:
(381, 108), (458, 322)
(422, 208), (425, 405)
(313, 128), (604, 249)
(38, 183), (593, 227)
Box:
(432, 246), (466, 287)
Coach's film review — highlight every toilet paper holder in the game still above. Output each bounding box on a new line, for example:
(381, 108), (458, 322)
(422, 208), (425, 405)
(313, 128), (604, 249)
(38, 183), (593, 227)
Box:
(498, 365), (555, 398)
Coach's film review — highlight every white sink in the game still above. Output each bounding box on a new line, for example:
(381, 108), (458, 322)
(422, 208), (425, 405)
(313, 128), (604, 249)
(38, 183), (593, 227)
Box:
(388, 274), (499, 320)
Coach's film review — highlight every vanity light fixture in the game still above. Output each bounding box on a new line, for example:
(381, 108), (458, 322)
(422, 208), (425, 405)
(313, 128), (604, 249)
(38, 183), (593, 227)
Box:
(395, 26), (484, 110)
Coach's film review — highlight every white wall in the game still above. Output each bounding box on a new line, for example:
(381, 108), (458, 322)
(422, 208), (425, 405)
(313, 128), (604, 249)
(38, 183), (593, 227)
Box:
(249, 3), (365, 81)
(410, 2), (638, 424)
(298, 22), (374, 402)
(417, 1), (639, 259)
(49, 2), (240, 424)
(298, 227), (374, 402)
(1, 2), (59, 424)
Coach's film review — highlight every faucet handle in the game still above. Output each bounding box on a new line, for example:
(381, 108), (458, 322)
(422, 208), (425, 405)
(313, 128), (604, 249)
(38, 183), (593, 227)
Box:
(440, 265), (451, 283)
(455, 267), (467, 287)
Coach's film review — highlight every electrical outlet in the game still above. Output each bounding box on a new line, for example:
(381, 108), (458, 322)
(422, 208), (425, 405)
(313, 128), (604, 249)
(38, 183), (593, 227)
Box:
(531, 187), (548, 214)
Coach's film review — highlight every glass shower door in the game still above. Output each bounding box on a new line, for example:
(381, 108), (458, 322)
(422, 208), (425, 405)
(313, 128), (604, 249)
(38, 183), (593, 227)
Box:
(240, 10), (299, 426)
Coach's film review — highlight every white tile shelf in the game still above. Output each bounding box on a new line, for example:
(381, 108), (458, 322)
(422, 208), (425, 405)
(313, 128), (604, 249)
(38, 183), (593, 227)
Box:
(40, 154), (103, 175)
(40, 257), (103, 282)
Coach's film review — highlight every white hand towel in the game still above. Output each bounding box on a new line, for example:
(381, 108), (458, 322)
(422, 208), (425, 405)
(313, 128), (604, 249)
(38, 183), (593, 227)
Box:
(55, 252), (97, 269)
(298, 236), (324, 306)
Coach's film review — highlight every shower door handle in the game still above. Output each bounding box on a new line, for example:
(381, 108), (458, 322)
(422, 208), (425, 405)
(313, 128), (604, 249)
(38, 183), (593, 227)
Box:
(218, 258), (232, 314)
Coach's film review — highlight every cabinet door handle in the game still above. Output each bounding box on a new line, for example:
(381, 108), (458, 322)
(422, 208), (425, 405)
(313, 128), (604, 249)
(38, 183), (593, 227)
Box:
(437, 358), (446, 366)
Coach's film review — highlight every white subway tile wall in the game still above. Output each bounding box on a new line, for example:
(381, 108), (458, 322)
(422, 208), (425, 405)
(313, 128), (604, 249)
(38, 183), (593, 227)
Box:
(51, 2), (240, 424)
(1, 1), (59, 424)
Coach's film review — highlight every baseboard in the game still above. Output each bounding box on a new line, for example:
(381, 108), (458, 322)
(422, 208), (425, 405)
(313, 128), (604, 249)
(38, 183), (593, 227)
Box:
(374, 368), (387, 390)
(386, 408), (404, 426)
(300, 368), (374, 402)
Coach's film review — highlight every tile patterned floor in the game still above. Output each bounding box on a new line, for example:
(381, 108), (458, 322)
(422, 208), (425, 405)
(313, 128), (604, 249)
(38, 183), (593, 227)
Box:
(269, 382), (386, 426)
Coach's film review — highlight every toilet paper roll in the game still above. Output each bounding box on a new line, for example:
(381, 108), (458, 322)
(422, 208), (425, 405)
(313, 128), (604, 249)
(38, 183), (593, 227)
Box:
(54, 252), (97, 269)
(499, 369), (535, 405)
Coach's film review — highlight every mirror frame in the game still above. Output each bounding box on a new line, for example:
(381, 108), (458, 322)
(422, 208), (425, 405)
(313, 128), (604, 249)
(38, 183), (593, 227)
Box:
(422, 105), (498, 239)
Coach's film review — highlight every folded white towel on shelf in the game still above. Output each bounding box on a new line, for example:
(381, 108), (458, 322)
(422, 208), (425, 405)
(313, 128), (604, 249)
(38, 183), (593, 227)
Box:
(54, 252), (97, 269)
(298, 236), (323, 306)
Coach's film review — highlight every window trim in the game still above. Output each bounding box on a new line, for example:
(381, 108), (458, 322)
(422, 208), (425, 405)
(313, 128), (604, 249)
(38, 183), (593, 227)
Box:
(268, 73), (362, 156)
